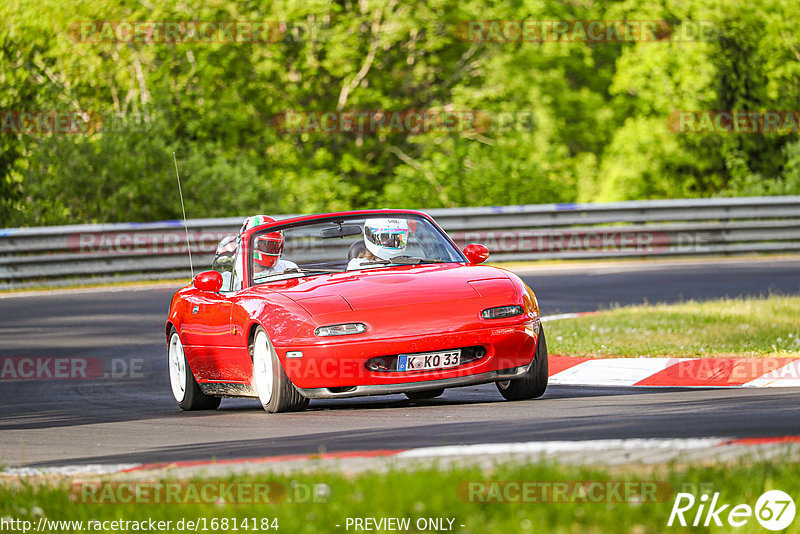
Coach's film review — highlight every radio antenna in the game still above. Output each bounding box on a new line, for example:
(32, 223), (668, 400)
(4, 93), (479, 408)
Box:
(173, 151), (194, 278)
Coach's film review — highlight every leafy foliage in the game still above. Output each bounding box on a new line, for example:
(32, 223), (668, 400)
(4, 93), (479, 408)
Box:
(1, 0), (799, 226)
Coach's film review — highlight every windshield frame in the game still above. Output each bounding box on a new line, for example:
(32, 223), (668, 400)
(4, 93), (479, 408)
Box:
(246, 211), (467, 287)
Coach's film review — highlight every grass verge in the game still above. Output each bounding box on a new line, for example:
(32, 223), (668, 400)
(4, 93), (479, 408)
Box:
(546, 295), (800, 358)
(2, 459), (799, 533)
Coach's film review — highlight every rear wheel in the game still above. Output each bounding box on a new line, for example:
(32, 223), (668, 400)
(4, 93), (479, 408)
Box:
(496, 327), (548, 401)
(251, 327), (309, 413)
(405, 388), (445, 400)
(168, 328), (221, 411)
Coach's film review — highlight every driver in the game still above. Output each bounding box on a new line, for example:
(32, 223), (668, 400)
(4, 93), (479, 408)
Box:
(241, 215), (298, 277)
(347, 217), (409, 270)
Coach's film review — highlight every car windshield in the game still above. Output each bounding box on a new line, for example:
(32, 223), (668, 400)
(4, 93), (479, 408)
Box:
(250, 214), (465, 285)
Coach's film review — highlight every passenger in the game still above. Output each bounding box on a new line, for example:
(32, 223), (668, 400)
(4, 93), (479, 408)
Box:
(347, 218), (409, 270)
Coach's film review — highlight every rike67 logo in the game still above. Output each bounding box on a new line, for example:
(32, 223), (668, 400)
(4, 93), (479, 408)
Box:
(668, 490), (796, 530)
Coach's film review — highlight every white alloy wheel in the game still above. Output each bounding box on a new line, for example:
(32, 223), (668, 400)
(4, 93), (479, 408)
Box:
(167, 327), (221, 411)
(253, 329), (275, 407)
(250, 326), (309, 413)
(169, 332), (187, 403)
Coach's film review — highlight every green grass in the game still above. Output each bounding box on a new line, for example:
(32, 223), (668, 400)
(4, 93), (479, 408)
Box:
(546, 295), (800, 358)
(3, 459), (800, 533)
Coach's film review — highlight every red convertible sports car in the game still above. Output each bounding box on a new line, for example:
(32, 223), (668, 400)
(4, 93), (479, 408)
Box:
(166, 210), (547, 413)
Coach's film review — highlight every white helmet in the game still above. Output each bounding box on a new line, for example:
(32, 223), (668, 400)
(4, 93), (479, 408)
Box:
(363, 218), (409, 260)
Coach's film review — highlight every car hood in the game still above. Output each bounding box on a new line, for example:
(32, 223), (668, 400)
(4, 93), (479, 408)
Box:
(249, 263), (518, 314)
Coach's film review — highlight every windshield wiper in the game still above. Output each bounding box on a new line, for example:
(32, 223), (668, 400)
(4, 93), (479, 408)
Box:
(416, 258), (449, 264)
(254, 267), (340, 280)
(392, 256), (449, 264)
(360, 256), (447, 266)
(283, 267), (340, 274)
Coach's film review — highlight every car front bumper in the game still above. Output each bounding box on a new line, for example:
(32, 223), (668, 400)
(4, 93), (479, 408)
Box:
(278, 319), (540, 389)
(295, 362), (531, 399)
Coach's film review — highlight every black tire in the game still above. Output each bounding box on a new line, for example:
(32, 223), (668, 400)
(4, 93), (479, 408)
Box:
(405, 388), (445, 400)
(167, 327), (221, 411)
(496, 327), (548, 401)
(251, 326), (309, 413)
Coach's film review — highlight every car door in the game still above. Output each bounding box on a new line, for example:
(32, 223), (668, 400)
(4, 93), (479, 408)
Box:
(219, 242), (260, 383)
(180, 236), (239, 382)
(186, 291), (236, 382)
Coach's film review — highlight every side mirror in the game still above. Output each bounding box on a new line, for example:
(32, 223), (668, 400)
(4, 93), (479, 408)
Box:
(193, 270), (223, 292)
(463, 243), (490, 264)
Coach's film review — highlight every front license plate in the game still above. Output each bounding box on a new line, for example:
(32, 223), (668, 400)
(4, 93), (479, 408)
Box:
(398, 350), (461, 372)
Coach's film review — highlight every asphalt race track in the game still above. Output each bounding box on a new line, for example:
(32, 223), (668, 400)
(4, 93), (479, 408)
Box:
(1, 258), (800, 468)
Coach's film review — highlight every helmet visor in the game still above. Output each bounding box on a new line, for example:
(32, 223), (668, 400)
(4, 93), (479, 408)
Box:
(365, 226), (408, 250)
(253, 233), (284, 267)
(255, 236), (283, 256)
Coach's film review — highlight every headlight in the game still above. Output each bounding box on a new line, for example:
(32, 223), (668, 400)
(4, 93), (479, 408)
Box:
(314, 323), (367, 336)
(481, 305), (524, 320)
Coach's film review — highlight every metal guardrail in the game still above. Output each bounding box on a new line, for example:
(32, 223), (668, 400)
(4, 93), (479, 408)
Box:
(1, 196), (799, 289)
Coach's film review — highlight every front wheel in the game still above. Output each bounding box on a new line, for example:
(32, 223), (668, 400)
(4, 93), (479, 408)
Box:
(496, 327), (548, 401)
(168, 328), (221, 411)
(251, 327), (309, 413)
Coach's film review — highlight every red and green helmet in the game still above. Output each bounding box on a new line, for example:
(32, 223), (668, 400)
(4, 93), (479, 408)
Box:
(241, 215), (283, 268)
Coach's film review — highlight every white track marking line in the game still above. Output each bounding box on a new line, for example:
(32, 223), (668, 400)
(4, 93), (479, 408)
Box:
(2, 464), (141, 476)
(395, 438), (728, 459)
(540, 313), (581, 322)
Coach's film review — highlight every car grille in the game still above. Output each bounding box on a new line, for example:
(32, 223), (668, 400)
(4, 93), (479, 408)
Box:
(365, 346), (487, 372)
